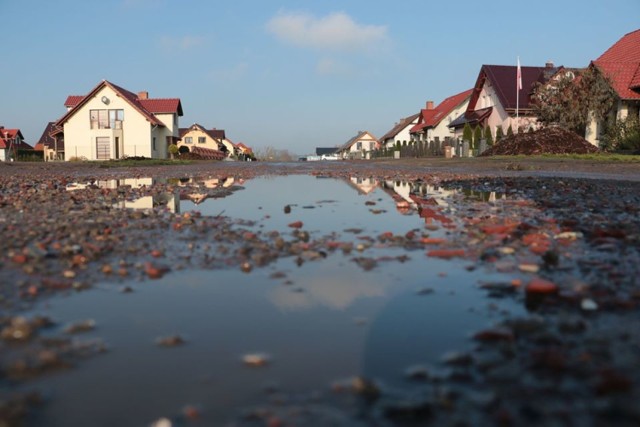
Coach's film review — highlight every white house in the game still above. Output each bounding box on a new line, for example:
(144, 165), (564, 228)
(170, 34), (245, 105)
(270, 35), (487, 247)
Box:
(449, 63), (559, 139)
(336, 131), (379, 159)
(409, 89), (472, 144)
(379, 114), (420, 149)
(52, 80), (183, 160)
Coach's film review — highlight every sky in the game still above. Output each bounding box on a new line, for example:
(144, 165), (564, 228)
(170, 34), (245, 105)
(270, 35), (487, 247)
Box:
(1, 0), (638, 155)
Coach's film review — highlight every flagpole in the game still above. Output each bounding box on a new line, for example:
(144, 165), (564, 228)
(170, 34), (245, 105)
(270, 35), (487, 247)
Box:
(516, 56), (521, 133)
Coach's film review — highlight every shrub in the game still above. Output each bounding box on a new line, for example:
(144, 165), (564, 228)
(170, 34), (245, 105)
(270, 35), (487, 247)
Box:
(484, 126), (493, 146)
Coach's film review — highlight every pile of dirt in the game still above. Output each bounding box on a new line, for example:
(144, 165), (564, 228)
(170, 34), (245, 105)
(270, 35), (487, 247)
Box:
(481, 126), (600, 156)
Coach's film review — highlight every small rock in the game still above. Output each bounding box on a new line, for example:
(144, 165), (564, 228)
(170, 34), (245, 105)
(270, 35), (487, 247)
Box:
(64, 319), (96, 334)
(242, 353), (270, 367)
(525, 278), (558, 295)
(581, 298), (598, 311)
(156, 335), (185, 347)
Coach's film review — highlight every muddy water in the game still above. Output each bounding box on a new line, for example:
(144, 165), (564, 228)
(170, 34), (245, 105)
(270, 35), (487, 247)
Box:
(25, 175), (523, 426)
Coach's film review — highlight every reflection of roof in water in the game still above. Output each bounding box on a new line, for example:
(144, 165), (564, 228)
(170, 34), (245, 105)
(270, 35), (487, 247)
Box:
(344, 177), (378, 195)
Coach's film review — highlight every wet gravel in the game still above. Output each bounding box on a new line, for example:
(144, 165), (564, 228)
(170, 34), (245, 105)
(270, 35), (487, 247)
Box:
(0, 159), (639, 426)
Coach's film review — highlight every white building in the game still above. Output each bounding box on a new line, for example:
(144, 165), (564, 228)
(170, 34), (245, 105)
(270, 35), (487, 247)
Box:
(53, 80), (183, 161)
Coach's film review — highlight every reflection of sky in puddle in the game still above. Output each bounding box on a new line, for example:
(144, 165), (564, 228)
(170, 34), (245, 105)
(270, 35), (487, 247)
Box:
(28, 175), (519, 426)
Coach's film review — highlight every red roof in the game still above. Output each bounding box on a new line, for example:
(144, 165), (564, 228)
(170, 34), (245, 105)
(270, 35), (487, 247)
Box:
(0, 128), (21, 139)
(179, 124), (227, 141)
(380, 113), (420, 142)
(139, 99), (183, 115)
(410, 89), (472, 133)
(593, 29), (640, 100)
(596, 29), (640, 63)
(468, 65), (553, 113)
(64, 95), (84, 108)
(55, 80), (183, 129)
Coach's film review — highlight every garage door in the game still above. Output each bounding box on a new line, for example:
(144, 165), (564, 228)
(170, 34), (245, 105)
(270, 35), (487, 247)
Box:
(96, 137), (110, 160)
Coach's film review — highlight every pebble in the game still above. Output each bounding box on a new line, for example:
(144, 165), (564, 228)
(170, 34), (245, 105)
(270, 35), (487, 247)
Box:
(242, 353), (271, 367)
(64, 319), (96, 334)
(580, 298), (598, 311)
(156, 335), (185, 347)
(525, 278), (558, 295)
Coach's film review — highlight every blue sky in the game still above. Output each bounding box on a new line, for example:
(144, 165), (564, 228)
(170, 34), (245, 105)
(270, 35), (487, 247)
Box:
(2, 0), (638, 155)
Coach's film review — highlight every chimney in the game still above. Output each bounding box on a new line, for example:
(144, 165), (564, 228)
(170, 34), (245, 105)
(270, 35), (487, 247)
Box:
(138, 91), (149, 100)
(545, 60), (554, 68)
(426, 101), (434, 110)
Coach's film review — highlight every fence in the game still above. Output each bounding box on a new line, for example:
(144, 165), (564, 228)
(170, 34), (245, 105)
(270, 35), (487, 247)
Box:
(371, 138), (490, 159)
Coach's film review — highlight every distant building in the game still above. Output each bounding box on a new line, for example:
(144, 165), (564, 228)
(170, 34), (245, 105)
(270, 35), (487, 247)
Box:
(336, 131), (379, 159)
(35, 122), (64, 161)
(379, 114), (420, 149)
(0, 126), (32, 161)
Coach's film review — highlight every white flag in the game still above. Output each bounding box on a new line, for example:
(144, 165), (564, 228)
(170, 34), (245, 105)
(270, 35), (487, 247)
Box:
(517, 57), (522, 91)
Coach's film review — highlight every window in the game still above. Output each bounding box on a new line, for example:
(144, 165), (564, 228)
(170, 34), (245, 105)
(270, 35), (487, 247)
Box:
(91, 109), (123, 129)
(153, 137), (156, 151)
(185, 137), (193, 144)
(198, 137), (206, 144)
(109, 110), (124, 129)
(356, 142), (362, 150)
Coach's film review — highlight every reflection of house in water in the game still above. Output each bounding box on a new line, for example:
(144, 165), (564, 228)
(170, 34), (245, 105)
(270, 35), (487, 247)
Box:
(114, 192), (179, 213)
(178, 176), (241, 205)
(345, 177), (378, 195)
(66, 178), (179, 212)
(380, 181), (460, 224)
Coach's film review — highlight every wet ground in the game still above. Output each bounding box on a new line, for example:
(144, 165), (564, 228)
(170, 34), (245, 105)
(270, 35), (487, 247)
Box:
(0, 160), (639, 426)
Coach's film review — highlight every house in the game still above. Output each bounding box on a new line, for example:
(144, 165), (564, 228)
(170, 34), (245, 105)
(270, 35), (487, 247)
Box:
(52, 80), (183, 160)
(409, 89), (473, 146)
(379, 113), (420, 149)
(336, 131), (379, 159)
(315, 147), (339, 157)
(36, 122), (64, 161)
(586, 29), (640, 145)
(449, 63), (559, 139)
(178, 123), (227, 157)
(0, 127), (32, 161)
(235, 143), (254, 160)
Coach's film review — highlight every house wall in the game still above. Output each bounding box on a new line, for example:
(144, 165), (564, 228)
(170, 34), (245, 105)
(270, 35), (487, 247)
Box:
(178, 129), (219, 152)
(220, 138), (235, 156)
(383, 120), (419, 149)
(429, 99), (470, 142)
(63, 86), (172, 160)
(348, 135), (377, 153)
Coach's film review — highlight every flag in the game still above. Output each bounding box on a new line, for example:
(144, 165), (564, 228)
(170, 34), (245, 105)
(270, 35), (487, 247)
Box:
(516, 57), (522, 91)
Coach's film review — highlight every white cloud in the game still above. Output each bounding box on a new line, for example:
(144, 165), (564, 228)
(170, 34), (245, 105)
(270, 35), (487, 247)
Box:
(158, 35), (205, 52)
(266, 11), (388, 52)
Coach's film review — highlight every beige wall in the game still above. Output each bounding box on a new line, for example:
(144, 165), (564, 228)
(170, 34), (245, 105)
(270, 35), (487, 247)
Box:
(178, 128), (219, 152)
(63, 86), (176, 160)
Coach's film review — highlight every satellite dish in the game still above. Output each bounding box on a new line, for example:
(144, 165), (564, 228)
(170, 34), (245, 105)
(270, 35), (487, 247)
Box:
(101, 96), (110, 105)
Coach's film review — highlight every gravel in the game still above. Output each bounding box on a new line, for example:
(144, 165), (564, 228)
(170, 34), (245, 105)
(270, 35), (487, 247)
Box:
(0, 159), (639, 426)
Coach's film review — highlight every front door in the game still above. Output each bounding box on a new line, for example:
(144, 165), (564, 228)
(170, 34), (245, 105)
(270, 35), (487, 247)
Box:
(115, 137), (120, 159)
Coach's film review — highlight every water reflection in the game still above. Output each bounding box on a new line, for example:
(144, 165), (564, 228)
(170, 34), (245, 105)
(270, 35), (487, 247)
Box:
(31, 174), (525, 426)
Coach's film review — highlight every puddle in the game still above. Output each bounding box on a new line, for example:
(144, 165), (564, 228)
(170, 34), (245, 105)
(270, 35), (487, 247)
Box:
(25, 175), (521, 426)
